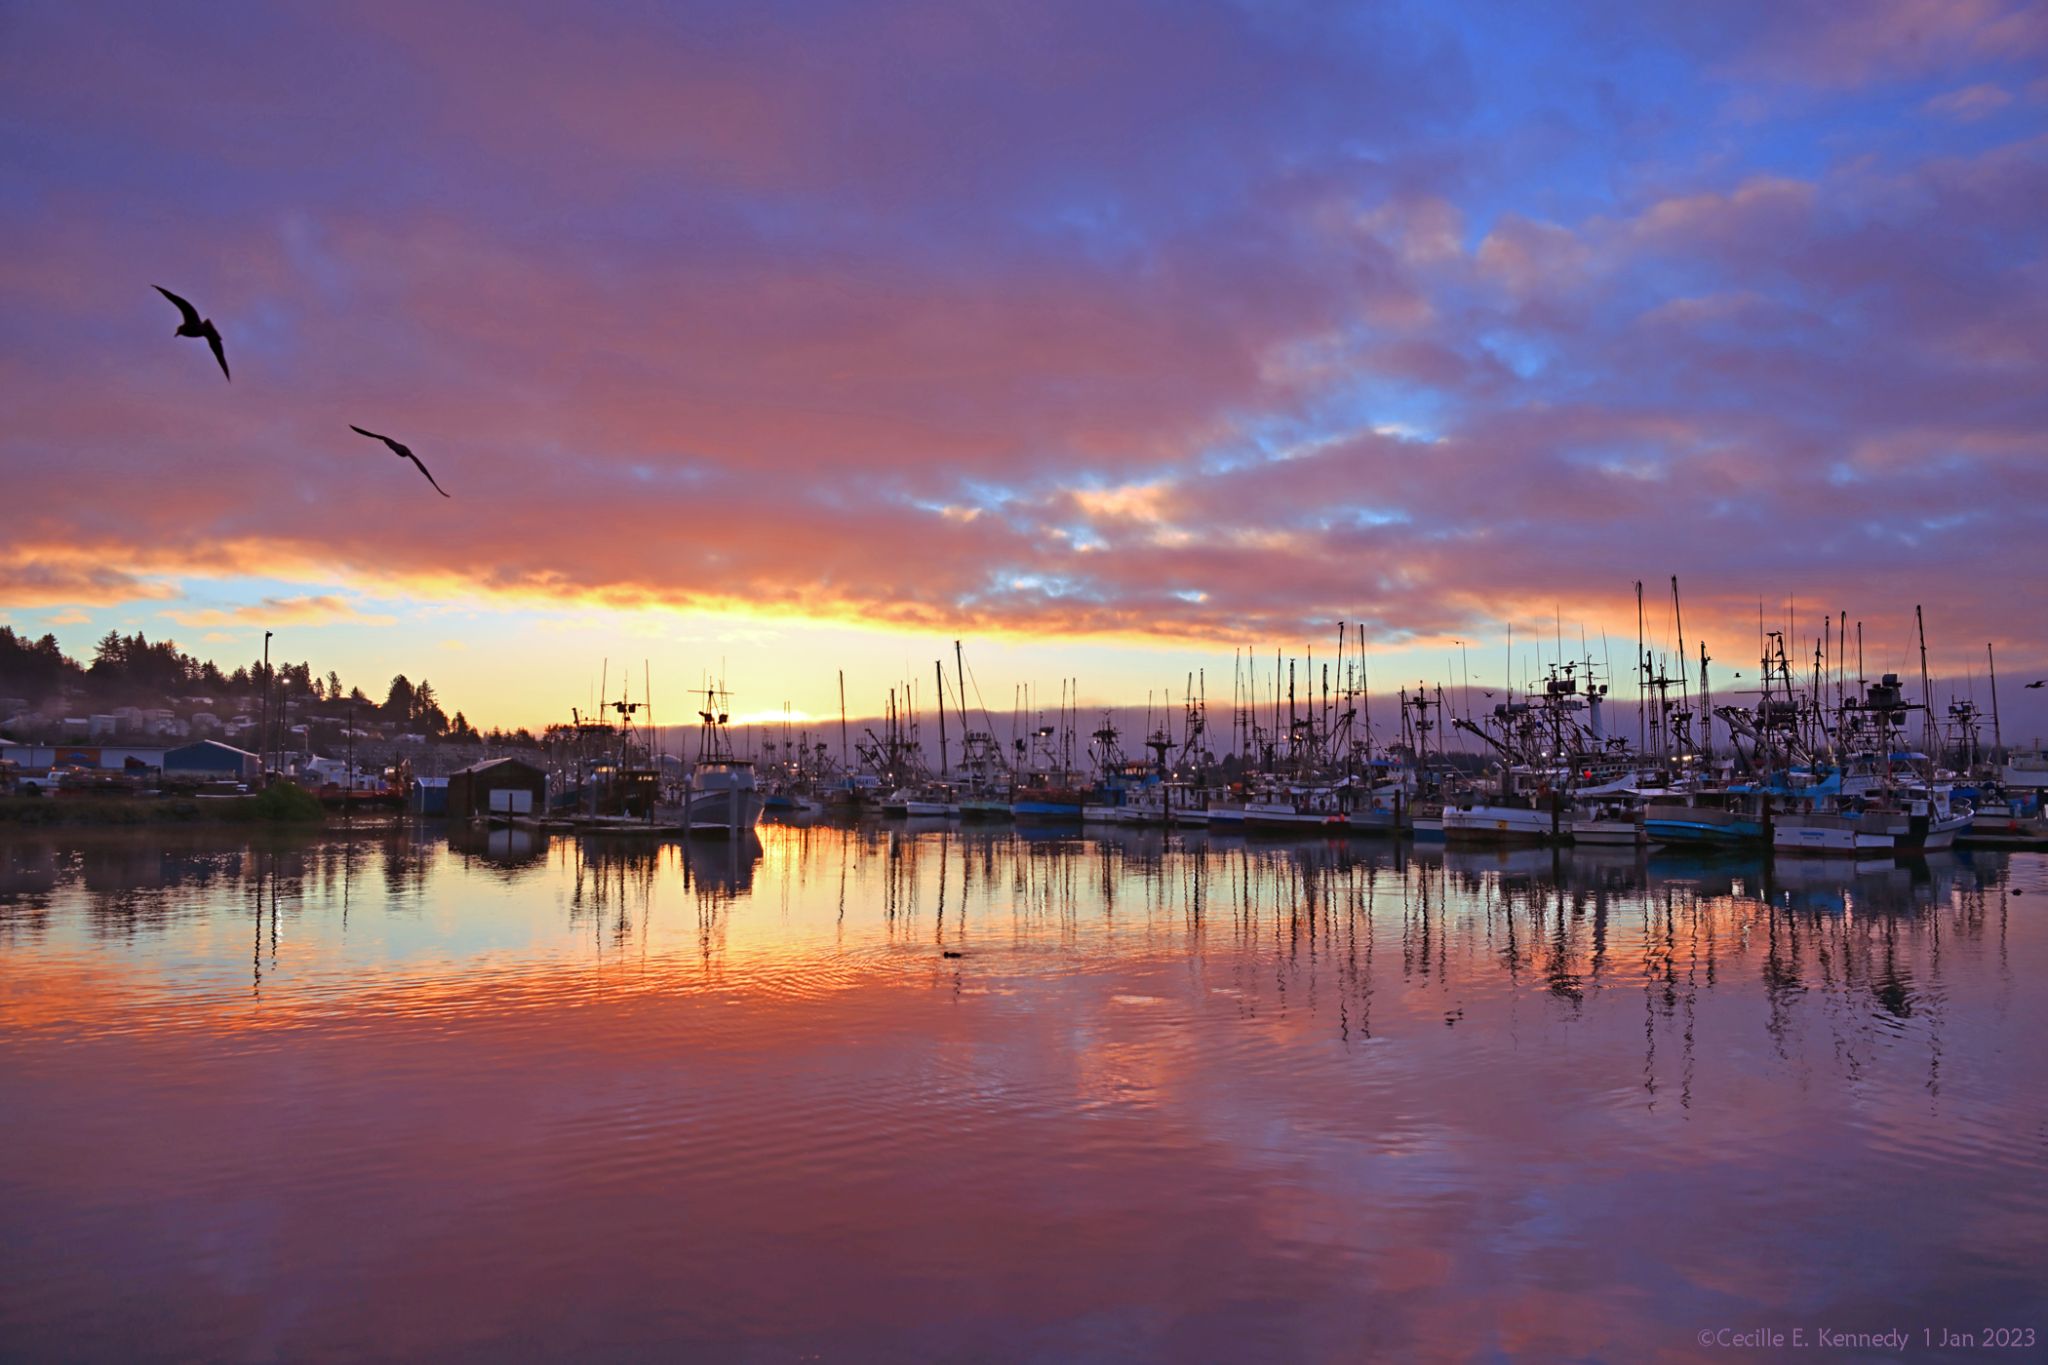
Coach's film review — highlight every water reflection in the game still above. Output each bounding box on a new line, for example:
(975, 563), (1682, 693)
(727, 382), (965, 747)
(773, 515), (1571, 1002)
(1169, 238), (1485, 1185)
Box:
(1, 825), (2042, 1361)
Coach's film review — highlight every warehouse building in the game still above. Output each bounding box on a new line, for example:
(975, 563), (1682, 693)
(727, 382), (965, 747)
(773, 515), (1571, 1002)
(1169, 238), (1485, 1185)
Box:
(445, 758), (547, 821)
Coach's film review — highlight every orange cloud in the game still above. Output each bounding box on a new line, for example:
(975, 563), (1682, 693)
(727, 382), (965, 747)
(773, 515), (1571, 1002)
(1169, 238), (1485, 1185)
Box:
(164, 595), (397, 628)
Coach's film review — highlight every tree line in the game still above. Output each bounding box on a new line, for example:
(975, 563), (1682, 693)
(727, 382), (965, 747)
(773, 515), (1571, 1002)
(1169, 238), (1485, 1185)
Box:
(0, 627), (494, 742)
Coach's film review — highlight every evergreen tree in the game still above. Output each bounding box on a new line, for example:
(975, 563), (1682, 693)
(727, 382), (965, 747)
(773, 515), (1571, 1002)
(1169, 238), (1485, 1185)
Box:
(383, 675), (415, 723)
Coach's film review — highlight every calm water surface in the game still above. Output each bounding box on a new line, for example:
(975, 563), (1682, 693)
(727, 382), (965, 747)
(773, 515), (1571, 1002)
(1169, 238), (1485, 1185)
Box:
(3, 823), (2045, 1362)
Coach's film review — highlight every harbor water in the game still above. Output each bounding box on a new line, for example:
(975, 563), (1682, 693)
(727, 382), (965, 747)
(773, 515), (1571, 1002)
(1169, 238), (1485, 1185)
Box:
(3, 823), (2045, 1360)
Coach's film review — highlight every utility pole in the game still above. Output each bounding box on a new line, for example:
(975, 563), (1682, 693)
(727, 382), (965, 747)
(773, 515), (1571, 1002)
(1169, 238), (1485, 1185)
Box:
(260, 630), (272, 783)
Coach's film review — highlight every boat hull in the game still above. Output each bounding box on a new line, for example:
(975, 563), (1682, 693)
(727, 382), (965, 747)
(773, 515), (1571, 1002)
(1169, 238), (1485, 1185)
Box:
(1443, 804), (1559, 844)
(684, 786), (762, 836)
(1242, 804), (1344, 833)
(1012, 800), (1083, 821)
(1571, 818), (1646, 846)
(1344, 807), (1399, 835)
(1642, 802), (1764, 848)
(1773, 810), (1969, 854)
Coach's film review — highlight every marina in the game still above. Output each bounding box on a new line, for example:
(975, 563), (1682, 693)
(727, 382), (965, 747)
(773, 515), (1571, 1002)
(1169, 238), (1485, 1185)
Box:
(7, 0), (2046, 1356)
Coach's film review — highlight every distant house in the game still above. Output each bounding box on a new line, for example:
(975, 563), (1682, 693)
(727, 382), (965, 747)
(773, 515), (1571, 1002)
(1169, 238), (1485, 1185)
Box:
(445, 758), (547, 821)
(163, 741), (260, 782)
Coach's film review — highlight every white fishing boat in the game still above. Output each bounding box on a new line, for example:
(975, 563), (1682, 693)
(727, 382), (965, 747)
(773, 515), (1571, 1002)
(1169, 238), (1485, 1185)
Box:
(680, 685), (763, 837)
(1242, 784), (1347, 833)
(1772, 783), (1971, 855)
(1960, 749), (2048, 847)
(1570, 794), (1650, 846)
(1442, 800), (1558, 843)
(902, 783), (955, 817)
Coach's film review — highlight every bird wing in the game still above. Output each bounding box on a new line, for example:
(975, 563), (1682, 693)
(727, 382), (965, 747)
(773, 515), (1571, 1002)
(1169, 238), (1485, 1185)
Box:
(203, 324), (230, 381)
(349, 424), (392, 445)
(404, 450), (452, 498)
(154, 285), (202, 328)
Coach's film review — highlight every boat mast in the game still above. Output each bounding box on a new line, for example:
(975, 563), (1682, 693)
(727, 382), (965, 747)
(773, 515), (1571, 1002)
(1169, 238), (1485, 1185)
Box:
(954, 639), (970, 752)
(1671, 577), (1690, 758)
(1697, 640), (1711, 764)
(1634, 581), (1646, 753)
(1358, 623), (1372, 764)
(935, 660), (949, 778)
(1916, 605), (1936, 775)
(1986, 642), (2004, 758)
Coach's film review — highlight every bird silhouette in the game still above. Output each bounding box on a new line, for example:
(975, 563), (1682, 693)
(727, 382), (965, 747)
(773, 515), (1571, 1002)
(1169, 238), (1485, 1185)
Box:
(349, 425), (451, 497)
(2027, 680), (2045, 689)
(153, 285), (229, 380)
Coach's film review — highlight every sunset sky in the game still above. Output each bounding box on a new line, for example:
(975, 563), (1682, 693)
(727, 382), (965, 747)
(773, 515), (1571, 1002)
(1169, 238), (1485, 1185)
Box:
(4, 1), (2044, 732)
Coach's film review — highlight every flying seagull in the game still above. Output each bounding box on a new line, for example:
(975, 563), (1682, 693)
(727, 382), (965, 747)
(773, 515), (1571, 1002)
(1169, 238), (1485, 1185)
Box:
(153, 285), (229, 380)
(349, 425), (451, 497)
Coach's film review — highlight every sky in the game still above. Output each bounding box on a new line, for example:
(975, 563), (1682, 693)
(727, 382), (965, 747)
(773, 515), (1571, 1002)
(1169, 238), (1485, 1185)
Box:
(2, 0), (2045, 734)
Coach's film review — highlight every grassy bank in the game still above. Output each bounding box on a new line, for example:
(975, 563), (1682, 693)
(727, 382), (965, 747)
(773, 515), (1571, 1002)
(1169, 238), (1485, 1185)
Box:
(0, 784), (328, 827)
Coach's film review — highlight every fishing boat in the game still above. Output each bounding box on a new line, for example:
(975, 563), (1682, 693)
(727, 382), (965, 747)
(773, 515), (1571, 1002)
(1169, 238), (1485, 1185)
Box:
(1442, 795), (1562, 844)
(555, 683), (675, 835)
(1446, 664), (1629, 845)
(1957, 792), (2048, 847)
(1959, 747), (2048, 847)
(1570, 793), (1651, 846)
(1011, 771), (1089, 822)
(902, 783), (956, 817)
(1078, 722), (1156, 824)
(1641, 787), (1767, 848)
(678, 685), (762, 837)
(957, 792), (1011, 820)
(1773, 780), (1971, 855)
(1242, 782), (1348, 833)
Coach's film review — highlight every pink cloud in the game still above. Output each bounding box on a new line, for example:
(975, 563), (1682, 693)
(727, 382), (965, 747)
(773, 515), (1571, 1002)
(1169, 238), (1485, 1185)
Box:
(1923, 82), (2015, 120)
(1666, 0), (2048, 89)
